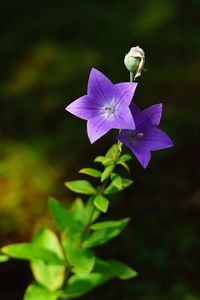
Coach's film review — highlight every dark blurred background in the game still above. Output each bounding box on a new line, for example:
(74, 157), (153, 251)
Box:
(0, 0), (200, 299)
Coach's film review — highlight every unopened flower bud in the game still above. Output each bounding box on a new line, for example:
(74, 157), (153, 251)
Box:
(124, 46), (145, 79)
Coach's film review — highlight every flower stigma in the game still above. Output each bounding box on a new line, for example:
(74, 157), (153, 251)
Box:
(126, 131), (144, 145)
(101, 99), (119, 120)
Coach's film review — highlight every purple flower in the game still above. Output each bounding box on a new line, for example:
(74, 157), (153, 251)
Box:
(66, 68), (137, 143)
(117, 103), (173, 168)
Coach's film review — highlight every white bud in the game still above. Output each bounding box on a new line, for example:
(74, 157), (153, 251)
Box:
(124, 46), (145, 79)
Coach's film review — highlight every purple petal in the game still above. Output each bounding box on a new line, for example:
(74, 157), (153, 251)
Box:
(111, 107), (135, 130)
(117, 130), (151, 168)
(87, 68), (114, 104)
(65, 95), (100, 120)
(143, 103), (163, 125)
(131, 145), (151, 168)
(87, 116), (111, 144)
(142, 127), (173, 151)
(130, 103), (149, 128)
(114, 82), (138, 106)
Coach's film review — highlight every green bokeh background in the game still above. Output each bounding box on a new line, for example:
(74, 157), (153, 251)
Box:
(0, 0), (199, 299)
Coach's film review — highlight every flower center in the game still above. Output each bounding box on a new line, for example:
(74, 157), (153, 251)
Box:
(101, 99), (118, 120)
(126, 131), (144, 145)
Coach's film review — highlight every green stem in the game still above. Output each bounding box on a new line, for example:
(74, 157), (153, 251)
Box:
(82, 178), (109, 239)
(130, 72), (134, 82)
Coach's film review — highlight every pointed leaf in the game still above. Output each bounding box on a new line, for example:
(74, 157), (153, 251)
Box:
(105, 144), (119, 160)
(0, 254), (9, 263)
(94, 195), (109, 213)
(111, 173), (122, 189)
(117, 161), (130, 172)
(94, 156), (105, 163)
(70, 198), (87, 225)
(119, 154), (132, 162)
(79, 168), (102, 178)
(24, 284), (61, 300)
(62, 232), (95, 274)
(31, 228), (65, 291)
(83, 218), (130, 248)
(62, 273), (109, 299)
(67, 248), (95, 274)
(101, 164), (115, 182)
(65, 180), (97, 195)
(94, 156), (113, 166)
(85, 196), (101, 223)
(94, 258), (138, 280)
(2, 243), (65, 265)
(48, 197), (75, 231)
(90, 218), (130, 231)
(104, 178), (133, 194)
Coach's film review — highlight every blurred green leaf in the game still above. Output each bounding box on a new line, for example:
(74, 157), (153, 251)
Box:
(62, 257), (137, 298)
(94, 195), (109, 213)
(67, 247), (95, 274)
(119, 154), (132, 162)
(65, 180), (97, 195)
(94, 258), (138, 280)
(0, 253), (9, 263)
(104, 178), (133, 194)
(48, 197), (75, 231)
(62, 231), (95, 274)
(24, 283), (61, 300)
(83, 218), (130, 248)
(62, 272), (109, 299)
(94, 156), (113, 165)
(79, 168), (102, 178)
(101, 164), (115, 182)
(70, 198), (87, 225)
(111, 173), (122, 190)
(90, 218), (130, 231)
(2, 243), (65, 265)
(117, 161), (130, 172)
(85, 196), (101, 223)
(105, 144), (119, 160)
(31, 228), (65, 291)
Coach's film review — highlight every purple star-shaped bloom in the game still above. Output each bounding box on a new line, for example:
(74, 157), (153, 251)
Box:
(66, 68), (137, 143)
(117, 103), (173, 168)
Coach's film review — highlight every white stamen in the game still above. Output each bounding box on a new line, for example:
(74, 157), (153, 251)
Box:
(137, 132), (144, 138)
(101, 99), (119, 120)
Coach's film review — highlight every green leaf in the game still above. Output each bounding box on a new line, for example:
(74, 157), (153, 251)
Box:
(111, 173), (122, 189)
(119, 154), (132, 162)
(93, 258), (138, 280)
(67, 248), (95, 274)
(106, 260), (138, 280)
(62, 258), (137, 298)
(94, 156), (113, 166)
(0, 253), (9, 263)
(24, 284), (61, 300)
(83, 218), (130, 248)
(101, 164), (115, 182)
(79, 168), (102, 178)
(48, 197), (75, 231)
(90, 218), (130, 231)
(62, 273), (109, 299)
(94, 156), (105, 163)
(94, 195), (109, 213)
(105, 144), (119, 160)
(31, 228), (65, 291)
(104, 178), (133, 194)
(117, 161), (130, 172)
(62, 232), (95, 274)
(2, 243), (65, 265)
(85, 196), (101, 223)
(70, 198), (87, 225)
(65, 180), (97, 195)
